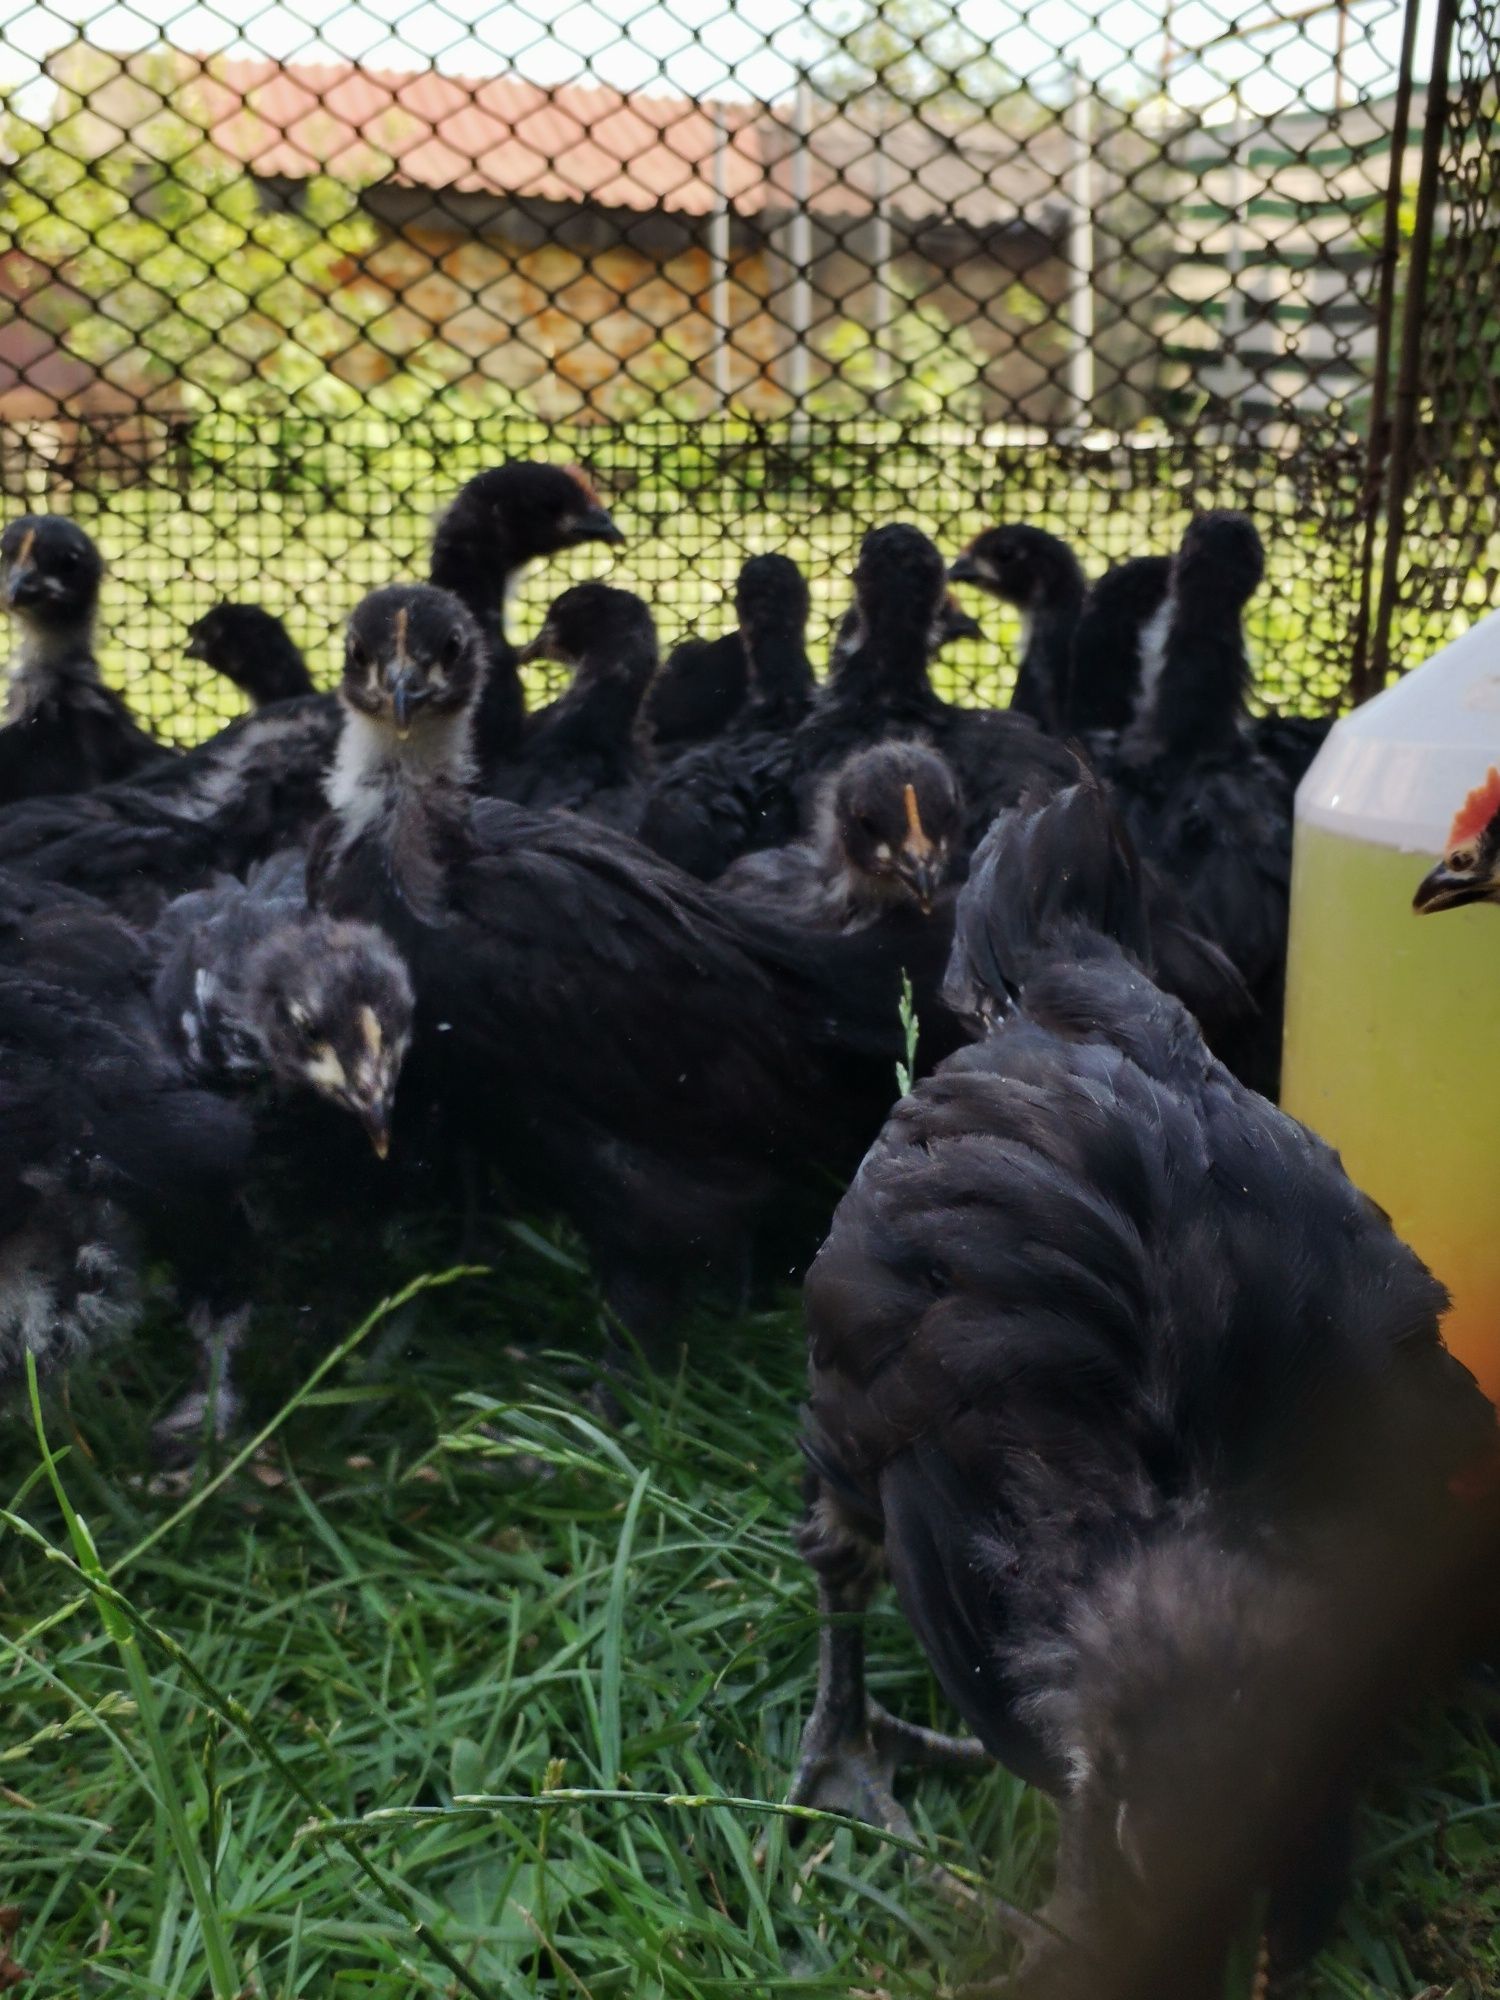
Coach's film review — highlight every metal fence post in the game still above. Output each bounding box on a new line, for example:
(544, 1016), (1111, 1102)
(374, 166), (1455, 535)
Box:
(1369, 0), (1458, 691)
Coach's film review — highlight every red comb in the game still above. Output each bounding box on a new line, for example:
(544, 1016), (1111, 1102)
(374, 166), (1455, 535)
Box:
(1447, 767), (1500, 849)
(564, 462), (601, 505)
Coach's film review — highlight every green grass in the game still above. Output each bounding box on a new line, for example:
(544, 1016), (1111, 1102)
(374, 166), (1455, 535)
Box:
(2, 1230), (1498, 1999)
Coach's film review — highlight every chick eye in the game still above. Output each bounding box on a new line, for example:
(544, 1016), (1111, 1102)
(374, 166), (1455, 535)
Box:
(856, 814), (880, 838)
(1448, 843), (1479, 871)
(442, 630), (463, 668)
(279, 1001), (319, 1046)
(348, 639), (369, 673)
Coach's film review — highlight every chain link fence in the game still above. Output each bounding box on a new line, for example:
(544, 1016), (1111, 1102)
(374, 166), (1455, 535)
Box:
(0, 0), (1459, 737)
(1370, 0), (1500, 681)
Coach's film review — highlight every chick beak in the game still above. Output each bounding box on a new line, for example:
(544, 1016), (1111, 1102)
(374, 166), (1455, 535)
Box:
(359, 1104), (392, 1160)
(183, 629), (207, 661)
(898, 782), (940, 913)
(1413, 861), (1495, 914)
(389, 674), (420, 738)
(899, 852), (944, 914)
(947, 551), (982, 586)
(577, 505), (624, 546)
(517, 624), (556, 667)
(4, 564), (40, 609)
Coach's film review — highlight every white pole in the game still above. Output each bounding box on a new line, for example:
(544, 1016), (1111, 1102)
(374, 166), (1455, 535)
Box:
(1066, 63), (1095, 430)
(788, 72), (813, 438)
(710, 103), (731, 409)
(871, 117), (892, 410)
(1221, 90), (1249, 422)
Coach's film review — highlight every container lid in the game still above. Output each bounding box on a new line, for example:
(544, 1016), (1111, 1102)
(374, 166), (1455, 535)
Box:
(1297, 609), (1500, 850)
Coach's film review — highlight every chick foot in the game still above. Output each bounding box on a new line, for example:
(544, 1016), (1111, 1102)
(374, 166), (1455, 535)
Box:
(787, 1697), (990, 1831)
(777, 1576), (990, 1899)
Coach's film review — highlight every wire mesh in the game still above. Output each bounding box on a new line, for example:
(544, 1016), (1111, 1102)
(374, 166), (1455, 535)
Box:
(0, 0), (1423, 733)
(1384, 0), (1500, 668)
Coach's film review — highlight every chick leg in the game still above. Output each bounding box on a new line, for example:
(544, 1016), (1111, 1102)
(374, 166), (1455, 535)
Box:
(152, 1301), (250, 1465)
(787, 1572), (991, 1835)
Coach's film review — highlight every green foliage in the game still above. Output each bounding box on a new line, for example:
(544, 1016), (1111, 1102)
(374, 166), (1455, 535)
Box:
(0, 1235), (1496, 1995)
(803, 0), (1054, 125)
(896, 970), (920, 1095)
(0, 50), (391, 415)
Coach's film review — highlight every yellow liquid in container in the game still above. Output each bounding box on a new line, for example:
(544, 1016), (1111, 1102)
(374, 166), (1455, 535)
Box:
(1282, 823), (1500, 1401)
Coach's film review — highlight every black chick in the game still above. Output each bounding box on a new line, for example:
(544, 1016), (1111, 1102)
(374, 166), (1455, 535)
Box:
(791, 776), (1498, 2000)
(0, 688), (343, 922)
(150, 849), (413, 1155)
(734, 552), (816, 730)
(0, 862), (404, 1449)
(1096, 512), (1291, 1095)
(1068, 552), (1172, 734)
(1117, 509), (1265, 765)
(645, 553), (814, 756)
(482, 582), (656, 827)
(0, 515), (169, 803)
(828, 584), (982, 676)
(308, 583), (955, 1345)
(144, 853), (415, 1448)
(0, 864), (115, 969)
(720, 740), (962, 930)
(1414, 765), (1500, 912)
(948, 522), (1087, 732)
(635, 555), (818, 878)
(0, 783), (236, 922)
(428, 461), (624, 766)
(185, 602), (315, 708)
(0, 958), (254, 1425)
(645, 629), (746, 754)
(1071, 541), (1335, 783)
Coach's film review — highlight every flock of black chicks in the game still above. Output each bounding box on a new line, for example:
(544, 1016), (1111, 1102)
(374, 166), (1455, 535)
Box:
(2, 465), (1497, 2000)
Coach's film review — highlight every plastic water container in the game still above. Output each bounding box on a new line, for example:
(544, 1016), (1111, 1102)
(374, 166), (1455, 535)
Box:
(1282, 615), (1500, 1402)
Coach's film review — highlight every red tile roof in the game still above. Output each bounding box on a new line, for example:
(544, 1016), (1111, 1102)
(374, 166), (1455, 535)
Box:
(126, 52), (1065, 229)
(186, 58), (769, 216)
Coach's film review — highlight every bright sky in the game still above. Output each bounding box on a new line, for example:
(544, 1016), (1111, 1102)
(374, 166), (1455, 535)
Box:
(0, 0), (1431, 119)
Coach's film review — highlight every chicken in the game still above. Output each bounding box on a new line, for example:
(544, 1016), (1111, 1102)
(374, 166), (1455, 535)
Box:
(428, 461), (624, 767)
(644, 628), (746, 756)
(720, 740), (962, 929)
(1068, 553), (1171, 734)
(1095, 512), (1292, 1095)
(790, 775), (1498, 1999)
(830, 586), (983, 675)
(0, 960), (253, 1420)
(485, 582), (656, 826)
(646, 552), (814, 756)
(0, 515), (169, 803)
(635, 555), (820, 877)
(730, 553), (817, 730)
(307, 582), (956, 1345)
(150, 850), (412, 1154)
(184, 602), (315, 708)
(1413, 765), (1500, 912)
(0, 840), (415, 1441)
(948, 523), (1086, 732)
(1072, 540), (1333, 784)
